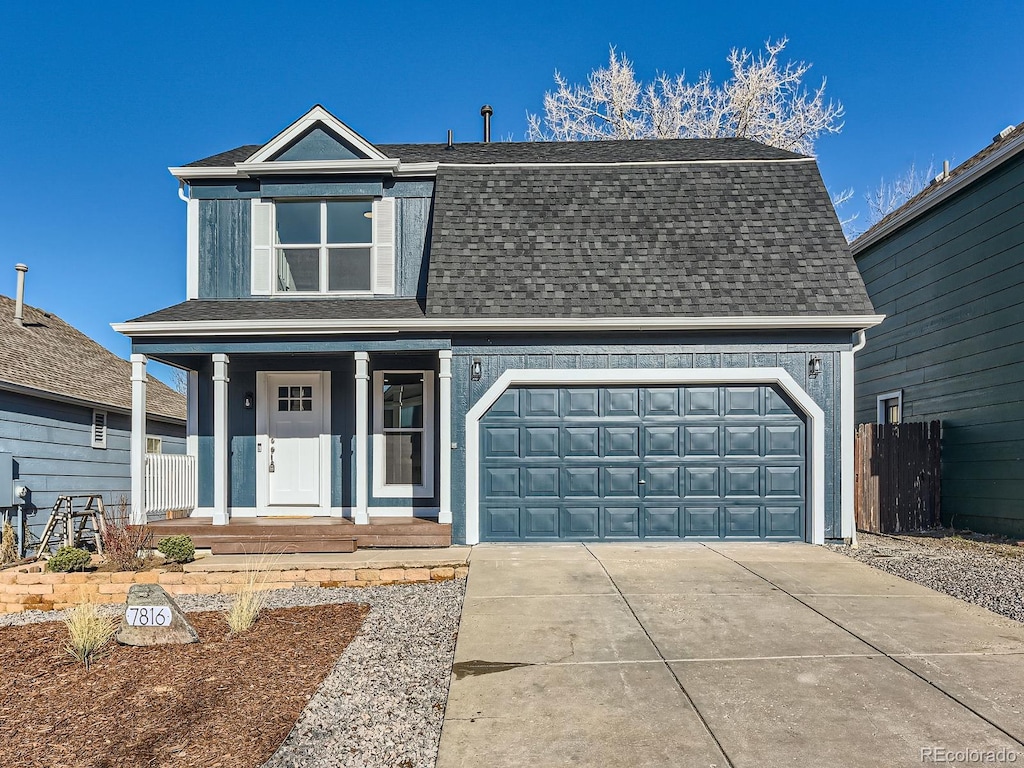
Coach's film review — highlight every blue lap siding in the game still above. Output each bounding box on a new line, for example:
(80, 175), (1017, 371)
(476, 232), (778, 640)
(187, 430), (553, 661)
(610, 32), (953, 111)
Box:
(0, 388), (185, 542)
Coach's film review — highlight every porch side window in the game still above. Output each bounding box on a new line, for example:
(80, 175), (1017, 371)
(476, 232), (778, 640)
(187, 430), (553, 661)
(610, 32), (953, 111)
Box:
(373, 371), (435, 498)
(275, 200), (372, 293)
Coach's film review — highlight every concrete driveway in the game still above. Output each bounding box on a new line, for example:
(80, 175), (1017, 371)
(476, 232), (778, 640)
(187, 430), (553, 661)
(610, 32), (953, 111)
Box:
(437, 542), (1024, 768)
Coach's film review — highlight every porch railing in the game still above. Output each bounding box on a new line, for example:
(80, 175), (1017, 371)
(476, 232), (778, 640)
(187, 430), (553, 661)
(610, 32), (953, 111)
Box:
(145, 454), (197, 517)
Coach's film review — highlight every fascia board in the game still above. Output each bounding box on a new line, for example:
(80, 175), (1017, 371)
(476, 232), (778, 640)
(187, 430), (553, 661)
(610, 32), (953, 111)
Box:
(112, 314), (887, 338)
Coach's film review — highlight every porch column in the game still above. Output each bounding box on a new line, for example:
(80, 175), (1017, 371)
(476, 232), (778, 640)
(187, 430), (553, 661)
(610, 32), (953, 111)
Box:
(438, 350), (453, 525)
(354, 352), (370, 525)
(212, 353), (230, 526)
(130, 354), (148, 525)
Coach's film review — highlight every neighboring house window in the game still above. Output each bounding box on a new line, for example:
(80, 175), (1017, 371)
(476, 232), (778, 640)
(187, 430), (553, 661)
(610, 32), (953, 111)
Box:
(91, 410), (107, 449)
(275, 200), (373, 293)
(372, 370), (435, 498)
(877, 391), (903, 425)
(146, 437), (163, 454)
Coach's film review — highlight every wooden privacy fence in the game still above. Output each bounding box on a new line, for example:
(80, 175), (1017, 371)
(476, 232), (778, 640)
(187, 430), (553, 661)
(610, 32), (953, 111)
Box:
(855, 421), (941, 534)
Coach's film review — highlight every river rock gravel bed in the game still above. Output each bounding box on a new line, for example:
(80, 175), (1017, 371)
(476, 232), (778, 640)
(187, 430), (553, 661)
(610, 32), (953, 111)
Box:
(0, 579), (466, 768)
(830, 531), (1024, 623)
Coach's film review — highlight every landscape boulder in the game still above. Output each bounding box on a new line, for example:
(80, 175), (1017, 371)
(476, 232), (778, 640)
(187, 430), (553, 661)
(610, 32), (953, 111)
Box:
(115, 584), (199, 646)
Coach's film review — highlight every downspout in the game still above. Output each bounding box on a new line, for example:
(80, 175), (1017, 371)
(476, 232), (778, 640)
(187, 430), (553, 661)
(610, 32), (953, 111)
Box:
(177, 180), (190, 204)
(847, 329), (868, 547)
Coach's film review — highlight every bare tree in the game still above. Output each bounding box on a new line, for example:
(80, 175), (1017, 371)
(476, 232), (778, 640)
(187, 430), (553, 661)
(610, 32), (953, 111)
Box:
(171, 368), (188, 396)
(527, 39), (844, 156)
(864, 160), (936, 227)
(830, 187), (860, 241)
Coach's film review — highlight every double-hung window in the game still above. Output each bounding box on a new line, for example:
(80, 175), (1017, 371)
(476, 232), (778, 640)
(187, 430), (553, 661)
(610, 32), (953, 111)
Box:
(372, 371), (435, 497)
(275, 200), (373, 293)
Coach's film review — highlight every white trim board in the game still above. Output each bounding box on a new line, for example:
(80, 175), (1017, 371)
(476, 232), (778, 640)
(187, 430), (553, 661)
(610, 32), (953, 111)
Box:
(463, 368), (827, 546)
(114, 314), (885, 338)
(246, 105), (389, 164)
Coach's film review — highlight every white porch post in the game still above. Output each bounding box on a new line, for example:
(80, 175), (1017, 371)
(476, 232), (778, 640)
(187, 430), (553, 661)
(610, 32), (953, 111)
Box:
(840, 349), (857, 544)
(438, 350), (453, 525)
(130, 354), (148, 525)
(212, 353), (230, 526)
(354, 352), (370, 525)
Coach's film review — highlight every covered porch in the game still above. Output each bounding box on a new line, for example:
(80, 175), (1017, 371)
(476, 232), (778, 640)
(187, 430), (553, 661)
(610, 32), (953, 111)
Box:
(127, 337), (454, 548)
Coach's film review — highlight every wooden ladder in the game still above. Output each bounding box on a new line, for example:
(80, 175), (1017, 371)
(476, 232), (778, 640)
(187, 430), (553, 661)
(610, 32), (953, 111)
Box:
(34, 495), (107, 560)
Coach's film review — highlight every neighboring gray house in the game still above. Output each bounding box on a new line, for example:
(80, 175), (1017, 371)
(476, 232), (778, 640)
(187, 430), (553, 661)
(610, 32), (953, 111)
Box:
(852, 121), (1024, 537)
(115, 105), (881, 545)
(0, 285), (186, 545)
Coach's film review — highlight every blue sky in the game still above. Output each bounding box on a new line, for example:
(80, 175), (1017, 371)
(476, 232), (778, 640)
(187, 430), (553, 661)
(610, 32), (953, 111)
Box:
(2, 0), (1022, 384)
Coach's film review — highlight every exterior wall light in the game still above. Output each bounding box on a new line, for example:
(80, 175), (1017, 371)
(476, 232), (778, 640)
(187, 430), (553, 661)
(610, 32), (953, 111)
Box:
(243, 391), (255, 409)
(808, 356), (823, 378)
(471, 359), (483, 381)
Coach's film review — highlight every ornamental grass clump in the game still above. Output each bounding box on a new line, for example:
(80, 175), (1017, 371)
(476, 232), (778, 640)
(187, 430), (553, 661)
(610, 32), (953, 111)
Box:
(63, 601), (118, 671)
(46, 546), (93, 573)
(156, 535), (195, 564)
(0, 518), (17, 566)
(224, 557), (278, 635)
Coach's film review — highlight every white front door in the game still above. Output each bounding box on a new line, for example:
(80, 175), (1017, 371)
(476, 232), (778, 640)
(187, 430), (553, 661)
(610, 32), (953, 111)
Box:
(265, 373), (323, 508)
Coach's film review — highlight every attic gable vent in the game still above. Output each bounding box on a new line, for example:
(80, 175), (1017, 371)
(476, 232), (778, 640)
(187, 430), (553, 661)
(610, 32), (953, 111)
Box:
(91, 410), (108, 449)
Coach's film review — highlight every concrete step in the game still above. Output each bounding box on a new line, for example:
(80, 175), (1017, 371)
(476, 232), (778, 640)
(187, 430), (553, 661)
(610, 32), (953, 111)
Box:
(210, 537), (358, 555)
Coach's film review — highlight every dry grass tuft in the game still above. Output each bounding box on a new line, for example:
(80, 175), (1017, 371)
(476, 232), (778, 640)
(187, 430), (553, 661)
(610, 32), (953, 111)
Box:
(0, 518), (17, 566)
(224, 556), (279, 634)
(63, 601), (118, 670)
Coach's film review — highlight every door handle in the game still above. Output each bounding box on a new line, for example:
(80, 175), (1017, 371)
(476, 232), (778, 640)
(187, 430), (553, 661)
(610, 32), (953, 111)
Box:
(638, 479), (646, 485)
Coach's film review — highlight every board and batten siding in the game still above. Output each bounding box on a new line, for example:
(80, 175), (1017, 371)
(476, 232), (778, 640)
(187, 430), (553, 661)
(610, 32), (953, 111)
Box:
(194, 179), (433, 300)
(854, 150), (1024, 536)
(448, 336), (852, 543)
(0, 389), (185, 542)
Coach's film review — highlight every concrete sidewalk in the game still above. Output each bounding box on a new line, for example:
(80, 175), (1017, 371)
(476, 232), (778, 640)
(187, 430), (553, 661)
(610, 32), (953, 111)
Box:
(437, 542), (1024, 768)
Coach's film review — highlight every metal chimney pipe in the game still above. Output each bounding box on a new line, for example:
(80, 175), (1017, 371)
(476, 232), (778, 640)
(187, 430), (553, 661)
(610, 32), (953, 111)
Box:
(943, 160), (950, 179)
(480, 105), (493, 143)
(13, 264), (28, 327)
(447, 129), (454, 148)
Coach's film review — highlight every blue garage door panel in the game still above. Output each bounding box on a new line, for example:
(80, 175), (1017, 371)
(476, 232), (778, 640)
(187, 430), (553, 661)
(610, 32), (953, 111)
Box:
(479, 385), (806, 541)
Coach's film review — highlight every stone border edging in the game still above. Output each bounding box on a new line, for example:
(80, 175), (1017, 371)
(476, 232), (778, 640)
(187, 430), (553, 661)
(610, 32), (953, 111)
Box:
(0, 564), (469, 614)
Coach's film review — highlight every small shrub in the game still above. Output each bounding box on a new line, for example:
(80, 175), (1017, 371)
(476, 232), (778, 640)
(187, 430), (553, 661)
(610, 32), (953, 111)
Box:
(63, 602), (118, 670)
(47, 546), (93, 573)
(0, 518), (17, 565)
(101, 496), (151, 571)
(156, 535), (195, 564)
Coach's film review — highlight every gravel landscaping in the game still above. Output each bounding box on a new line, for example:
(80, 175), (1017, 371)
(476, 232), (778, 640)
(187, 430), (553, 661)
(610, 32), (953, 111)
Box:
(0, 579), (465, 768)
(830, 531), (1024, 623)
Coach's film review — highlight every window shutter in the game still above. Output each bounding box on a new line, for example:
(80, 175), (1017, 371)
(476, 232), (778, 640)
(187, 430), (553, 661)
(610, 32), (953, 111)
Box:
(372, 197), (396, 295)
(250, 199), (273, 295)
(91, 410), (107, 449)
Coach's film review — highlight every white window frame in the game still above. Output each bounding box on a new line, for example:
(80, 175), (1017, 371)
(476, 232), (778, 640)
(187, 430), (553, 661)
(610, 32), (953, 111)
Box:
(372, 370), (435, 498)
(273, 199), (374, 296)
(91, 410), (108, 449)
(146, 436), (163, 454)
(876, 390), (903, 425)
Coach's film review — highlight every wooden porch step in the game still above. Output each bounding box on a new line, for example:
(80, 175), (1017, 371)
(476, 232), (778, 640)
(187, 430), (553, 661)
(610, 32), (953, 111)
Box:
(210, 537), (357, 555)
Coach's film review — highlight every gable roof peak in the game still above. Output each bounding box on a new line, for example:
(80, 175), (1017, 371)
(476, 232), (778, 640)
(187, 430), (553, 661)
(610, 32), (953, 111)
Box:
(244, 104), (388, 164)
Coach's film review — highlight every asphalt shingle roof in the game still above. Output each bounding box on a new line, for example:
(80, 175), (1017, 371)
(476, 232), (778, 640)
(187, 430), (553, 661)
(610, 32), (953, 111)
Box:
(425, 162), (874, 317)
(0, 295), (185, 421)
(182, 138), (802, 168)
(132, 298), (425, 323)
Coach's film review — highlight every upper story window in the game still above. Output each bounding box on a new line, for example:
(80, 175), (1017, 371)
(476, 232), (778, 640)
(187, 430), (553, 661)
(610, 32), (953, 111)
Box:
(251, 196), (395, 297)
(276, 200), (373, 293)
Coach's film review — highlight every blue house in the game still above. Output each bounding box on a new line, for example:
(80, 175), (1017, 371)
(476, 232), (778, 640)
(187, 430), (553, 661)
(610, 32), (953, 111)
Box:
(852, 121), (1024, 537)
(0, 273), (185, 551)
(115, 105), (881, 546)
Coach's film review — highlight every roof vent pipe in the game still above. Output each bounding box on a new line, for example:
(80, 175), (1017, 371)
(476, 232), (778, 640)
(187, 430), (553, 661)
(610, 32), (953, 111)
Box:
(13, 263), (28, 327)
(447, 129), (454, 148)
(943, 159), (950, 179)
(480, 105), (493, 143)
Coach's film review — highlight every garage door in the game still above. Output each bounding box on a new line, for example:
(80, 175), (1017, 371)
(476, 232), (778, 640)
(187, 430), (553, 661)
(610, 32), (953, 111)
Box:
(479, 384), (806, 541)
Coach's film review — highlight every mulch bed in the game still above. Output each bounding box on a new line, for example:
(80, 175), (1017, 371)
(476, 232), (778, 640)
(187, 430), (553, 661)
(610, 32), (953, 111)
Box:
(0, 604), (369, 768)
